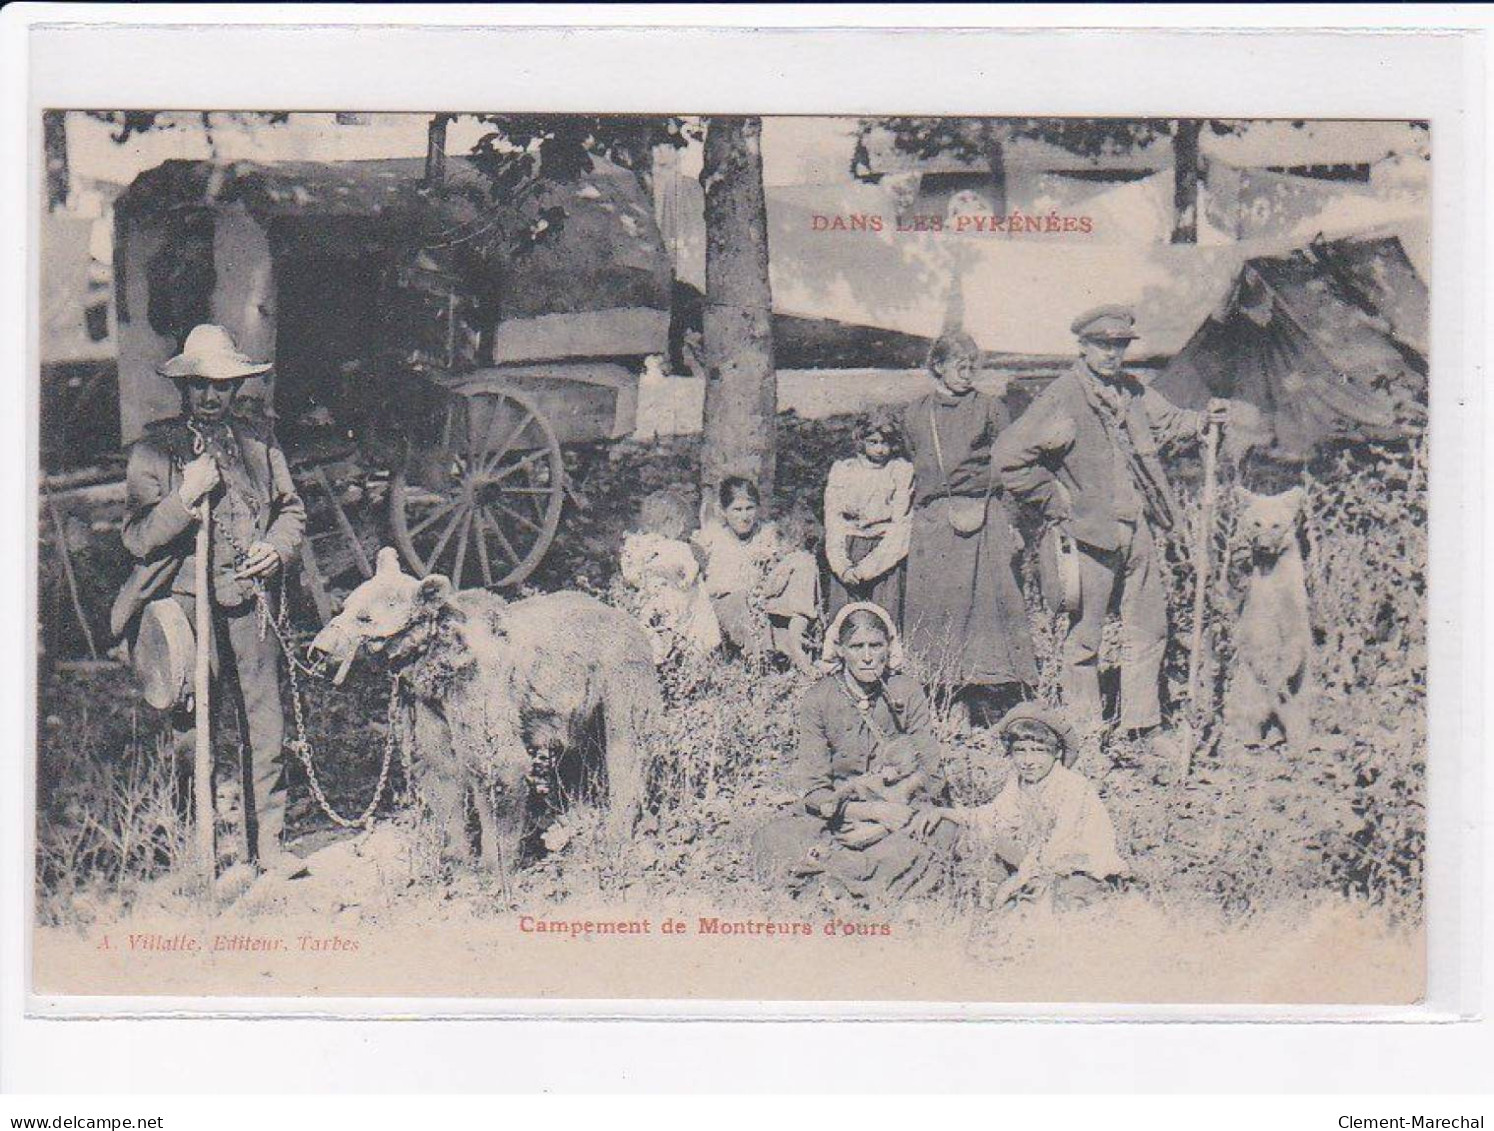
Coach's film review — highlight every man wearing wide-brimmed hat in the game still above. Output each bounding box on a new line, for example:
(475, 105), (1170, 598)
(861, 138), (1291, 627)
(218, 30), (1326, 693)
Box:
(993, 305), (1227, 739)
(110, 324), (305, 870)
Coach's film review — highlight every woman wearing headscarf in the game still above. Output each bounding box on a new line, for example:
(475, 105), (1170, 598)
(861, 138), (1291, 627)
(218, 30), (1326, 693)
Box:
(900, 330), (1037, 718)
(753, 602), (957, 905)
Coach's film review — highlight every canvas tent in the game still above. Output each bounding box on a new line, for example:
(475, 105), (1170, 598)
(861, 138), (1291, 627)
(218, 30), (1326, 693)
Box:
(1154, 235), (1427, 459)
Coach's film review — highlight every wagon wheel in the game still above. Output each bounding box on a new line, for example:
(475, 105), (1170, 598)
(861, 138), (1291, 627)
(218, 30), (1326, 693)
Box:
(389, 389), (565, 590)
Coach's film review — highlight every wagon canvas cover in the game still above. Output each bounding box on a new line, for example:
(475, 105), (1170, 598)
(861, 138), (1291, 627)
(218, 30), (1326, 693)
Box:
(112, 155), (671, 442)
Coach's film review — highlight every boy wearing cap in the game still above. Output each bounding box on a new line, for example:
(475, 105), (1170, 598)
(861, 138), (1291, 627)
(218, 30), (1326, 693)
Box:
(953, 704), (1128, 907)
(110, 324), (305, 871)
(992, 306), (1227, 738)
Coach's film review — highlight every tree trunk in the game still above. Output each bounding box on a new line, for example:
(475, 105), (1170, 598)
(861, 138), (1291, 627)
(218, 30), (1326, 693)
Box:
(43, 110), (68, 212)
(983, 127), (1009, 218)
(699, 116), (777, 509)
(425, 114), (449, 186)
(1172, 118), (1202, 244)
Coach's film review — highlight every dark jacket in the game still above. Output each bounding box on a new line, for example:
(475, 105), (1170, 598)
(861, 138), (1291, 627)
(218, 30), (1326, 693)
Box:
(795, 672), (946, 821)
(901, 388), (1008, 507)
(992, 362), (1202, 551)
(110, 414), (305, 640)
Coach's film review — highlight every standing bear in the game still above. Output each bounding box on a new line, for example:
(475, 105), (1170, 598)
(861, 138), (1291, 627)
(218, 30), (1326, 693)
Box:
(1226, 486), (1314, 753)
(310, 548), (662, 876)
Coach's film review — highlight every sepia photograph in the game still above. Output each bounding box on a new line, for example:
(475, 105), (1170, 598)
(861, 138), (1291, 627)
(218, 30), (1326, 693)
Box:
(31, 107), (1431, 1005)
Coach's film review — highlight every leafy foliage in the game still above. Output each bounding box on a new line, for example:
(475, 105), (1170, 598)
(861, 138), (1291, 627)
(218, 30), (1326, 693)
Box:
(84, 110), (290, 145)
(37, 414), (1426, 928)
(854, 116), (1176, 180)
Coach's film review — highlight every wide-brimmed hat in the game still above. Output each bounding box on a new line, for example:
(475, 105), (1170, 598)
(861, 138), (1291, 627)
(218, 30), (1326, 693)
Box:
(1038, 526), (1082, 617)
(820, 601), (905, 672)
(1070, 304), (1140, 343)
(132, 598), (197, 711)
(157, 324), (272, 381)
(996, 702), (1080, 767)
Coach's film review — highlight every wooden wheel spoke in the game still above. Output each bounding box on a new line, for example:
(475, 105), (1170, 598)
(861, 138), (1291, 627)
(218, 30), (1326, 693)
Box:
(474, 511), (495, 586)
(408, 499), (458, 539)
(478, 507), (521, 565)
(487, 448), (549, 484)
(451, 508), (475, 589)
(438, 403), (458, 452)
(426, 503), (468, 567)
(480, 410), (536, 475)
(468, 399), (495, 462)
(489, 485), (554, 496)
(488, 499), (542, 535)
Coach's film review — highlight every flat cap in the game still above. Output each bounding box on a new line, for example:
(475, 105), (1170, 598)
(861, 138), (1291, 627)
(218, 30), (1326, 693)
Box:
(996, 702), (1081, 767)
(1070, 304), (1140, 342)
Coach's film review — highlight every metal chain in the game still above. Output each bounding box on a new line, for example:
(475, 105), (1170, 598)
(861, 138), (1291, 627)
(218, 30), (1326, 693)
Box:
(286, 668), (403, 831)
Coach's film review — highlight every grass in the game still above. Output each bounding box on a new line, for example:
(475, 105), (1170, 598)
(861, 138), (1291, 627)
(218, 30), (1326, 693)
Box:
(34, 415), (1427, 942)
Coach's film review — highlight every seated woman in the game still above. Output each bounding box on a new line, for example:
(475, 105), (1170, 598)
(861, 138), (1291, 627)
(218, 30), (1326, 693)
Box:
(953, 703), (1129, 909)
(754, 603), (957, 905)
(823, 408), (915, 627)
(692, 476), (820, 675)
(618, 488), (721, 667)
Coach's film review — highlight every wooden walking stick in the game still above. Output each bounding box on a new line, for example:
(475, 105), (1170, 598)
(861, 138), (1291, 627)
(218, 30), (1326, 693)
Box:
(193, 490), (215, 879)
(1182, 417), (1221, 774)
(42, 485), (98, 661)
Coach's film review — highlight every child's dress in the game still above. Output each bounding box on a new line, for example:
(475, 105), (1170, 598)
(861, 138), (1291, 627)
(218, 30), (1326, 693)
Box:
(823, 455), (914, 625)
(618, 531), (721, 666)
(691, 521), (820, 662)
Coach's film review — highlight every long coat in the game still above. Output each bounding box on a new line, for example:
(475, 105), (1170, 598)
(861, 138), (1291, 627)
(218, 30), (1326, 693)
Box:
(110, 414), (305, 640)
(900, 389), (1037, 689)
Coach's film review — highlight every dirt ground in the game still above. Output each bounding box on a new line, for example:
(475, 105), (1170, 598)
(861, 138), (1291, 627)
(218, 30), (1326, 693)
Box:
(32, 409), (1428, 1004)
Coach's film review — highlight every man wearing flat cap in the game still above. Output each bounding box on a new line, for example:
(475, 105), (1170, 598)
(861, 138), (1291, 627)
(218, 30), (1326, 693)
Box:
(993, 305), (1227, 738)
(110, 324), (305, 870)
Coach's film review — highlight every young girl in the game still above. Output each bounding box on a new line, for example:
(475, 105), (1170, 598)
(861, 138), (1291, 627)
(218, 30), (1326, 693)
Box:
(618, 488), (721, 666)
(823, 408), (914, 627)
(692, 476), (820, 675)
(954, 703), (1129, 908)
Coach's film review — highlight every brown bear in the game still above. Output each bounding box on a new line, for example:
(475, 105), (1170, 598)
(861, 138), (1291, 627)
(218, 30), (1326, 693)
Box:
(309, 548), (662, 877)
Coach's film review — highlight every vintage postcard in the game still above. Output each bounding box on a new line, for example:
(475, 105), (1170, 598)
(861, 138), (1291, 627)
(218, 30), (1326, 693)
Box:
(31, 109), (1430, 1007)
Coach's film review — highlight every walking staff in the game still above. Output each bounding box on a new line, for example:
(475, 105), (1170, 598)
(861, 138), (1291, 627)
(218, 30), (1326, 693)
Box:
(993, 306), (1228, 741)
(192, 446), (213, 874)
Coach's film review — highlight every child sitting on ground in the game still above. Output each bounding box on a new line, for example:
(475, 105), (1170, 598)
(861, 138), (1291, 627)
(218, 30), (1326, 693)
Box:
(692, 476), (821, 675)
(618, 488), (721, 666)
(952, 703), (1129, 908)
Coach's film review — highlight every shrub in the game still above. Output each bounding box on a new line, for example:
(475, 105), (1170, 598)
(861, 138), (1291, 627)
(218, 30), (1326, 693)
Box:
(36, 416), (1428, 929)
(36, 725), (191, 924)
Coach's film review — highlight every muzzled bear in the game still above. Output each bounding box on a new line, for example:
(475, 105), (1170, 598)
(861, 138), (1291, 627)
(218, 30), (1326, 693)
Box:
(309, 548), (662, 876)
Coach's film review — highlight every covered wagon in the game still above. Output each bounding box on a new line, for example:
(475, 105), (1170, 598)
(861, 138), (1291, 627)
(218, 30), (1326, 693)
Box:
(112, 154), (673, 602)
